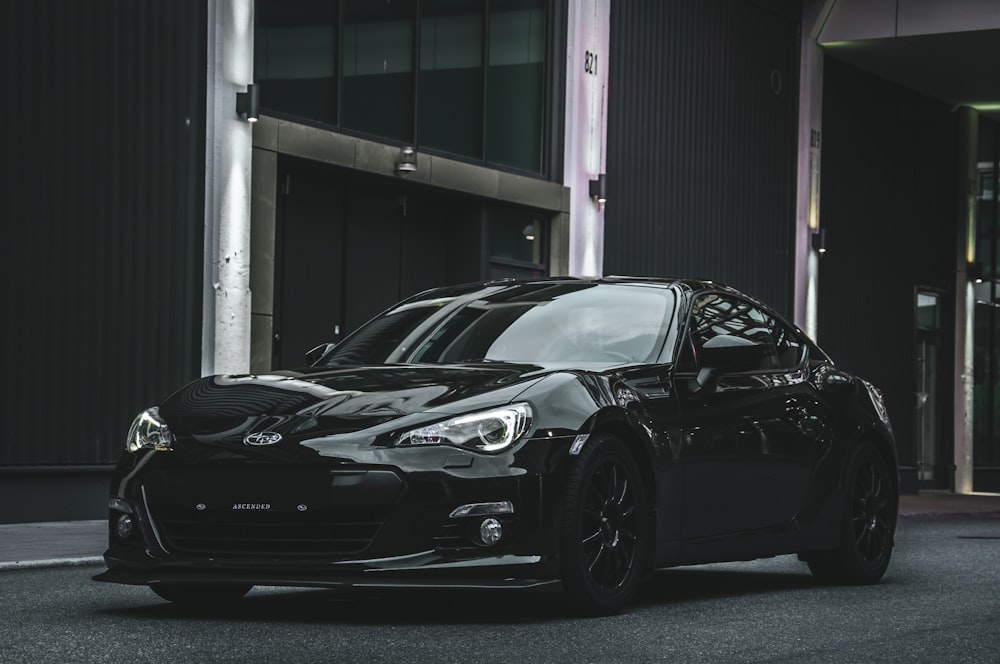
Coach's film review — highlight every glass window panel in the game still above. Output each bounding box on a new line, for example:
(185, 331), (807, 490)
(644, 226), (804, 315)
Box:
(419, 0), (483, 157)
(490, 207), (544, 265)
(255, 0), (337, 125)
(486, 0), (545, 172)
(342, 0), (415, 142)
(916, 292), (939, 330)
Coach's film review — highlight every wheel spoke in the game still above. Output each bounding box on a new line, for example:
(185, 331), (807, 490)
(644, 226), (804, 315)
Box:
(588, 543), (607, 573)
(615, 477), (630, 505)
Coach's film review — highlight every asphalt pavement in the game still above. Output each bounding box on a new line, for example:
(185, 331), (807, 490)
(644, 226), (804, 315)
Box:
(1, 492), (999, 571)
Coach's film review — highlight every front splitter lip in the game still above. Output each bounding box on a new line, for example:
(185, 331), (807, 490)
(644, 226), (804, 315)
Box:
(93, 569), (561, 592)
(93, 551), (560, 591)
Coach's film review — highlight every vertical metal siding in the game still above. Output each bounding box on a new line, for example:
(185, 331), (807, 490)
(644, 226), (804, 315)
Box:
(818, 57), (957, 467)
(604, 0), (800, 314)
(0, 1), (207, 465)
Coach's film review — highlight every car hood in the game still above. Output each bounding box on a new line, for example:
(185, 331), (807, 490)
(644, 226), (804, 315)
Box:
(157, 363), (552, 441)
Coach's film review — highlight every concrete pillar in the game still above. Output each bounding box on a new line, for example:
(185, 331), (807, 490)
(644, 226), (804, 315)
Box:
(795, 0), (833, 336)
(202, 0), (255, 376)
(563, 0), (609, 278)
(954, 107), (978, 494)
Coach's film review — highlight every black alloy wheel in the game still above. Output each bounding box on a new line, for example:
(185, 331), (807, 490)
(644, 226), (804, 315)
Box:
(806, 441), (896, 584)
(851, 454), (893, 564)
(561, 434), (647, 615)
(150, 582), (253, 604)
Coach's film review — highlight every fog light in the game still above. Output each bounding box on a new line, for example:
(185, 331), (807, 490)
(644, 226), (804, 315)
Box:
(115, 513), (134, 540)
(479, 517), (502, 546)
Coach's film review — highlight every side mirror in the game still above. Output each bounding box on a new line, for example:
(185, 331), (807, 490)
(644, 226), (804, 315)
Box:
(694, 335), (764, 392)
(305, 342), (336, 366)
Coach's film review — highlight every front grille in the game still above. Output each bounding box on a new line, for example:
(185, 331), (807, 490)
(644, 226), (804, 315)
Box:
(151, 504), (390, 557)
(433, 521), (478, 558)
(141, 464), (403, 559)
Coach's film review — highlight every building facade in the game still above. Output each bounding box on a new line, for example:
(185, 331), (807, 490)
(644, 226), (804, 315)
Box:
(3, 0), (1000, 522)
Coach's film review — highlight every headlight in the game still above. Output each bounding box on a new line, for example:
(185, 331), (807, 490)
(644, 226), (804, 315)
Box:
(126, 406), (175, 453)
(397, 403), (533, 454)
(861, 380), (891, 427)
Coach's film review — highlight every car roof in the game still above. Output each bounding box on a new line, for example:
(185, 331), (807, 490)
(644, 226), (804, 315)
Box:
(475, 275), (745, 297)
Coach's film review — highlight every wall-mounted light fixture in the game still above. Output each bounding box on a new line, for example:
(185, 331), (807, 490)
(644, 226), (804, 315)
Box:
(395, 146), (417, 175)
(811, 228), (827, 255)
(589, 174), (607, 205)
(968, 261), (984, 283)
(236, 84), (260, 123)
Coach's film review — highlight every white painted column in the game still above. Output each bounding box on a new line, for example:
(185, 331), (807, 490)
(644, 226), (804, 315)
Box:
(954, 107), (978, 494)
(563, 0), (610, 278)
(795, 0), (832, 337)
(203, 0), (255, 376)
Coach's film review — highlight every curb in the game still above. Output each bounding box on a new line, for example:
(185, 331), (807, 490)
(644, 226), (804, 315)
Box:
(0, 556), (104, 572)
(899, 510), (1000, 518)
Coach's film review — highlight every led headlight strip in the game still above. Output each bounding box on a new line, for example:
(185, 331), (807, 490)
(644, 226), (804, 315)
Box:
(398, 403), (533, 453)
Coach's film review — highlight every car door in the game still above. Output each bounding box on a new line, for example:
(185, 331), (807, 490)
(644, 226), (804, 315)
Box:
(672, 293), (830, 540)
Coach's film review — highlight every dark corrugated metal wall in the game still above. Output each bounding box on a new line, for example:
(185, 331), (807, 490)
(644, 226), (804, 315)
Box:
(604, 0), (800, 314)
(0, 1), (206, 466)
(818, 57), (957, 468)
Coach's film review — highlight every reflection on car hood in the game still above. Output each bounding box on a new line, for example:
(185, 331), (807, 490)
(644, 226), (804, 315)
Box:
(158, 363), (552, 439)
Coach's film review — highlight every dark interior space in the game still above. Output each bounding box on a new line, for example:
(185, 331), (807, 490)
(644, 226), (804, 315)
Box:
(273, 158), (486, 368)
(818, 56), (958, 481)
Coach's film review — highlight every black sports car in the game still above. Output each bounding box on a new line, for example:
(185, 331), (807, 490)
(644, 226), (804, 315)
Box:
(94, 278), (898, 615)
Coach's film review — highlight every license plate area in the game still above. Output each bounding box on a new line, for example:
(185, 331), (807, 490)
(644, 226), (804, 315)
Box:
(142, 465), (402, 558)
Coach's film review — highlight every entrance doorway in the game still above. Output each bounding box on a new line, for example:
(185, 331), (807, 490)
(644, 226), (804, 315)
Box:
(271, 157), (507, 368)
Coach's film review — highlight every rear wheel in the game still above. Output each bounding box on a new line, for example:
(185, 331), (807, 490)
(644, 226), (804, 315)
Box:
(807, 442), (896, 584)
(150, 582), (253, 604)
(560, 434), (647, 616)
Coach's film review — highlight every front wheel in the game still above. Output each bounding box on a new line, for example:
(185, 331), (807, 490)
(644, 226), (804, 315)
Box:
(150, 582), (253, 604)
(560, 434), (647, 616)
(807, 442), (897, 584)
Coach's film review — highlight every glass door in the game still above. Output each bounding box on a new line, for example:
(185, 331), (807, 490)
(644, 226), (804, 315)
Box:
(915, 290), (948, 489)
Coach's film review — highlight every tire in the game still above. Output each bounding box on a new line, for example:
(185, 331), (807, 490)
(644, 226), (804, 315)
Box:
(560, 434), (647, 616)
(150, 582), (253, 604)
(807, 442), (897, 584)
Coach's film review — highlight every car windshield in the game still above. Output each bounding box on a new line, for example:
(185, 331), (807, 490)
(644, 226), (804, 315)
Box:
(321, 282), (678, 367)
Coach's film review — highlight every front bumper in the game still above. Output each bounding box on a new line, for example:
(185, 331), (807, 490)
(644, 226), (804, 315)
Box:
(96, 440), (571, 590)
